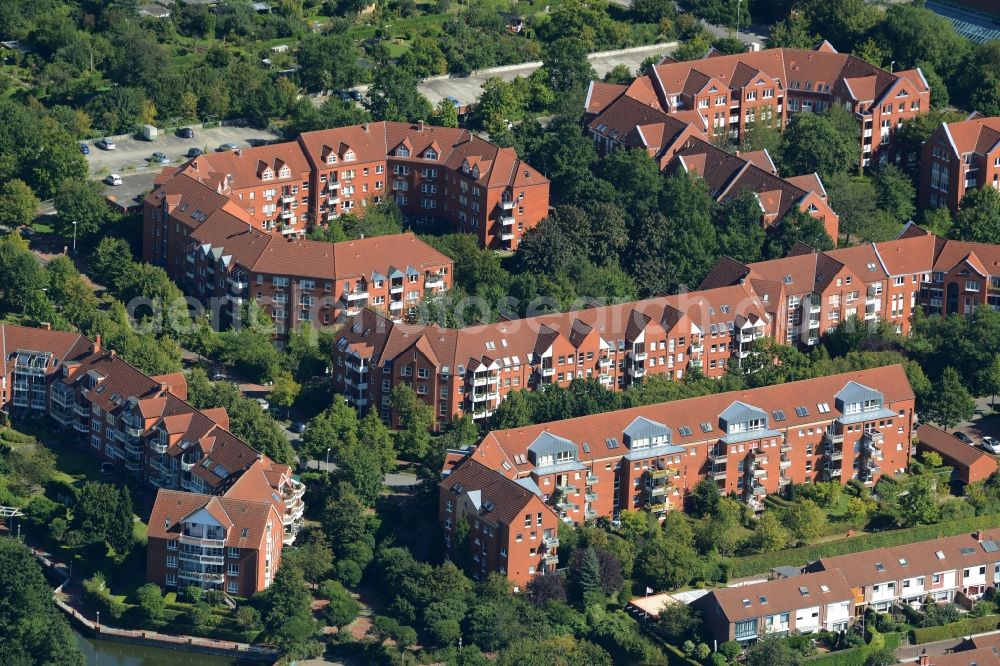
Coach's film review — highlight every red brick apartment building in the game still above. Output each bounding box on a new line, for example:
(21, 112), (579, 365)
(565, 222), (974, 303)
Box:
(920, 114), (1000, 213)
(585, 41), (930, 169)
(458, 365), (913, 524)
(439, 457), (559, 589)
(703, 223), (1000, 337)
(147, 491), (283, 597)
(143, 170), (453, 335)
(333, 283), (773, 427)
(692, 570), (855, 646)
(0, 324), (304, 595)
(152, 121), (549, 251)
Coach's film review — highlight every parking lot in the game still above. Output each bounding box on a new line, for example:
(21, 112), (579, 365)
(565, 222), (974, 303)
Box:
(84, 125), (281, 178)
(951, 397), (1000, 454)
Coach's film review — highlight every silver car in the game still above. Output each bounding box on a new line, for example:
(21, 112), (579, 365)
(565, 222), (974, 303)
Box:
(982, 436), (1000, 455)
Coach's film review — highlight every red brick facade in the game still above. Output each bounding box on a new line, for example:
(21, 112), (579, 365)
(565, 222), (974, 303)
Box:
(334, 284), (772, 428)
(919, 115), (1000, 213)
(586, 42), (930, 170)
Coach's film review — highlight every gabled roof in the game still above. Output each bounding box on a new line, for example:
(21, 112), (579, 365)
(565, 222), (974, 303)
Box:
(147, 489), (278, 548)
(441, 457), (552, 526)
(704, 570), (853, 623)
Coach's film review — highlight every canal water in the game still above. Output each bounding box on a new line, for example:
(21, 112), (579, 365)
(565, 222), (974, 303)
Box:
(74, 630), (262, 666)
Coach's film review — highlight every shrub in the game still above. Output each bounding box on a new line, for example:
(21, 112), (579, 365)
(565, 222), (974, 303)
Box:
(910, 616), (1000, 644)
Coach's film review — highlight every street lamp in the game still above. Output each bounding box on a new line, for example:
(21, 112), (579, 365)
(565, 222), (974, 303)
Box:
(889, 60), (896, 74)
(325, 447), (331, 471)
(71, 220), (77, 255)
(96, 610), (100, 630)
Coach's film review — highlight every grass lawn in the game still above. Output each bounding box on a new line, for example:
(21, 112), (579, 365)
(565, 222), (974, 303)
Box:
(31, 220), (55, 234)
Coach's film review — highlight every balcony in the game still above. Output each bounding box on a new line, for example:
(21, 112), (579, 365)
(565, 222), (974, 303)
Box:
(711, 467), (727, 480)
(586, 491), (599, 502)
(389, 300), (404, 310)
(390, 284), (404, 294)
(809, 303), (821, 314)
(227, 274), (249, 290)
(424, 273), (445, 288)
(486, 390), (500, 400)
(544, 552), (559, 565)
(824, 430), (845, 444)
(708, 450), (727, 463)
(150, 440), (168, 455)
(750, 485), (766, 496)
(499, 200), (515, 211)
(280, 224), (296, 235)
(629, 366), (646, 378)
(543, 535), (559, 549)
(280, 209), (294, 220)
(650, 468), (670, 479)
(500, 232), (514, 241)
(124, 459), (143, 473)
(753, 467), (767, 478)
(177, 569), (225, 585)
(74, 403), (89, 417)
(179, 551), (225, 566)
(281, 193), (295, 204)
(823, 447), (844, 461)
(598, 356), (612, 367)
(556, 483), (578, 495)
(499, 214), (515, 226)
(808, 319), (820, 329)
(648, 485), (666, 497)
(823, 466), (843, 478)
(540, 366), (555, 377)
(73, 420), (89, 433)
(328, 180), (340, 190)
(779, 457), (792, 469)
(180, 453), (197, 472)
(343, 289), (369, 302)
(126, 424), (144, 438)
(471, 392), (488, 403)
(179, 533), (226, 548)
(632, 349), (647, 361)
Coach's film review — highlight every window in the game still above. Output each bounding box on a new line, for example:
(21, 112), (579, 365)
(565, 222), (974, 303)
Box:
(966, 280), (980, 292)
(166, 556), (177, 568)
(227, 581), (239, 593)
(167, 539), (178, 551)
(228, 547), (240, 558)
(228, 563), (239, 576)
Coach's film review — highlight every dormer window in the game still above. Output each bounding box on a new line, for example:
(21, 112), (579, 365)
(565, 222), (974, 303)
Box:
(278, 166), (290, 178)
(344, 150), (355, 161)
(327, 154), (337, 164)
(397, 147), (410, 157)
(261, 169), (274, 181)
(424, 149), (437, 160)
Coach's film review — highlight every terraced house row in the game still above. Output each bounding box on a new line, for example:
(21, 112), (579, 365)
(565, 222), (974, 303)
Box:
(146, 121), (549, 251)
(585, 41), (930, 170)
(702, 223), (1000, 343)
(440, 366), (915, 584)
(694, 528), (1000, 646)
(0, 324), (303, 596)
(333, 283), (774, 427)
(143, 169), (453, 335)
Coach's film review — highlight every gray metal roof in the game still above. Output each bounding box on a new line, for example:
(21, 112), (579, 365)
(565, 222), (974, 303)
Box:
(719, 400), (768, 430)
(835, 381), (882, 410)
(527, 432), (577, 459)
(623, 416), (672, 445)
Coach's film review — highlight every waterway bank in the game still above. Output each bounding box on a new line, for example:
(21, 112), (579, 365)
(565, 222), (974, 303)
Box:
(74, 629), (263, 666)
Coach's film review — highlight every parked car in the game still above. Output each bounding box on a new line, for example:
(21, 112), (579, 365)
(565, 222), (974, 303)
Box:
(79, 143), (90, 155)
(211, 371), (229, 381)
(217, 143), (239, 152)
(982, 436), (1000, 455)
(255, 398), (270, 411)
(186, 147), (203, 158)
(291, 422), (307, 434)
(178, 127), (195, 138)
(104, 174), (123, 186)
(955, 431), (975, 445)
(97, 137), (116, 150)
(150, 151), (170, 163)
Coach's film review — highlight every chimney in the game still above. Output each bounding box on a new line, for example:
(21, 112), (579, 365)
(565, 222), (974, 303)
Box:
(109, 349), (116, 358)
(918, 649), (929, 666)
(40, 322), (51, 331)
(160, 382), (169, 395)
(92, 334), (101, 354)
(976, 530), (985, 542)
(419, 120), (425, 132)
(363, 123), (369, 132)
(235, 148), (241, 157)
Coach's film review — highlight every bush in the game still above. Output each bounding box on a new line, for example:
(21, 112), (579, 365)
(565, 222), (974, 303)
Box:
(805, 630), (901, 666)
(910, 616), (1000, 644)
(333, 559), (363, 587)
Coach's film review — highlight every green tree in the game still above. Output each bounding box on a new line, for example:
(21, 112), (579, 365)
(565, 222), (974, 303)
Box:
(542, 37), (595, 97)
(778, 106), (859, 179)
(136, 583), (166, 622)
(285, 531), (333, 587)
(358, 410), (397, 473)
(766, 13), (818, 49)
(746, 633), (799, 666)
(784, 499), (823, 545)
(262, 563), (315, 651)
(688, 478), (721, 518)
(571, 547), (603, 606)
(430, 98), (459, 128)
(0, 232), (49, 315)
(74, 482), (134, 561)
(656, 601), (700, 641)
(301, 395), (359, 460)
(319, 579), (360, 629)
(295, 32), (363, 94)
(717, 188), (767, 263)
(335, 442), (385, 506)
(53, 178), (119, 240)
(951, 187), (1000, 244)
(0, 539), (84, 666)
(267, 370), (300, 417)
(0, 179), (39, 228)
(752, 511), (789, 553)
(392, 384), (434, 459)
(89, 237), (135, 291)
(923, 367), (975, 431)
(898, 476), (941, 527)
(872, 164), (916, 223)
(697, 497), (744, 555)
(365, 66), (432, 123)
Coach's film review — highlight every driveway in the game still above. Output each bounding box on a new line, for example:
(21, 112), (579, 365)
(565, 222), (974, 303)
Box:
(84, 125), (281, 178)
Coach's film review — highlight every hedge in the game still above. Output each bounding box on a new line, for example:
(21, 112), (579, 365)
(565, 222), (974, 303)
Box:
(804, 630), (901, 666)
(727, 513), (1000, 578)
(910, 616), (1000, 644)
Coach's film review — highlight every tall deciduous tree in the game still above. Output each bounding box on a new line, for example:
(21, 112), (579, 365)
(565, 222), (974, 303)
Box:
(923, 367), (975, 431)
(365, 66), (432, 123)
(778, 106), (859, 180)
(951, 187), (1000, 244)
(53, 178), (119, 240)
(0, 178), (39, 228)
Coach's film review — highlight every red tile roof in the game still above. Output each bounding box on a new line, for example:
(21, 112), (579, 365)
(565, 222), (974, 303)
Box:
(147, 489), (279, 549)
(707, 570), (853, 623)
(916, 423), (998, 477)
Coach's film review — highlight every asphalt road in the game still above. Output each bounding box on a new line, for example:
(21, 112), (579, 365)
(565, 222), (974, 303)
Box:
(84, 125), (280, 178)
